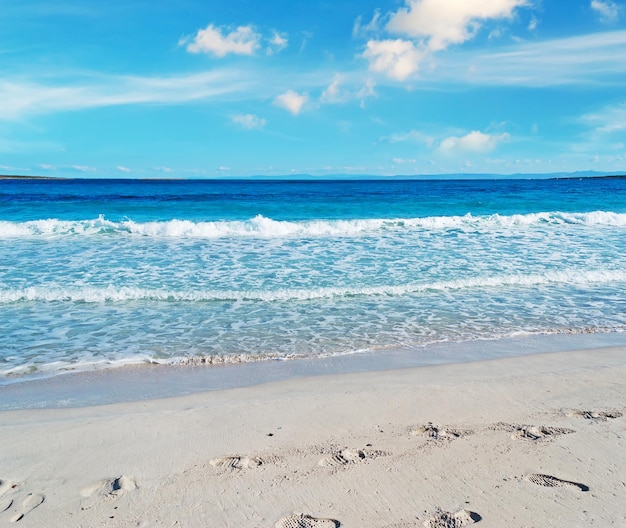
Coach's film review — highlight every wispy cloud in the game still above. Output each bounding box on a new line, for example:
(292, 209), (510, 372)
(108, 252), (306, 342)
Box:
(436, 30), (626, 86)
(0, 70), (255, 121)
(320, 76), (343, 103)
(591, 0), (622, 23)
(353, 10), (382, 38)
(581, 101), (626, 135)
(232, 113), (266, 129)
(70, 164), (96, 172)
(267, 31), (288, 55)
(39, 163), (96, 173)
(319, 75), (377, 106)
(116, 165), (131, 173)
(382, 129), (435, 147)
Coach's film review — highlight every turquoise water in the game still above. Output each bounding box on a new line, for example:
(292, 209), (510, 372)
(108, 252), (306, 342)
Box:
(1, 178), (626, 383)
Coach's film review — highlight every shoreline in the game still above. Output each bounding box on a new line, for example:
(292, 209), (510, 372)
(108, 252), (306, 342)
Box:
(1, 344), (625, 526)
(2, 331), (626, 410)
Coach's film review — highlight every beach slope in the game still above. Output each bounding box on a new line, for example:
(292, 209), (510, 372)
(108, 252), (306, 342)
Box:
(1, 346), (625, 527)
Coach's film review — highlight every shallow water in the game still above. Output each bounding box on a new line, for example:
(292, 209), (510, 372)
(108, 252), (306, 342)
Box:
(1, 178), (626, 385)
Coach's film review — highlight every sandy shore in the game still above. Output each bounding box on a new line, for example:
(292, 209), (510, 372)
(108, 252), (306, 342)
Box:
(1, 346), (625, 527)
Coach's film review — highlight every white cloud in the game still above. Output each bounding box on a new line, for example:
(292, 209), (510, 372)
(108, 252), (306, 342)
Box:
(182, 24), (260, 57)
(116, 165), (131, 173)
(392, 157), (417, 164)
(362, 39), (425, 81)
(153, 166), (172, 173)
(273, 90), (309, 115)
(591, 0), (621, 22)
(232, 113), (266, 129)
(267, 31), (288, 55)
(362, 0), (530, 80)
(439, 130), (510, 153)
(386, 0), (530, 51)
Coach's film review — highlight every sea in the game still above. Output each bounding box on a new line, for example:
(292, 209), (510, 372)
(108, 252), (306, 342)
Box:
(1, 177), (626, 405)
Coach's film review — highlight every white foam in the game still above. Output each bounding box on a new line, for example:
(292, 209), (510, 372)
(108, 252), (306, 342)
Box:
(2, 327), (625, 391)
(1, 211), (625, 239)
(2, 269), (625, 304)
(0, 216), (118, 237)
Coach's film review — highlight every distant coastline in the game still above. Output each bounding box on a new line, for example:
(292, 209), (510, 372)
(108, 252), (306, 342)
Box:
(1, 172), (625, 181)
(0, 175), (64, 180)
(552, 174), (626, 180)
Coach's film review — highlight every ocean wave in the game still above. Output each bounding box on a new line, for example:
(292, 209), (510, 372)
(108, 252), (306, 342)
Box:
(1, 211), (626, 239)
(2, 269), (625, 304)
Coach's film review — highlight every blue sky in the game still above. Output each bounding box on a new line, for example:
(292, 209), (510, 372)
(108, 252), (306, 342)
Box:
(1, 0), (626, 178)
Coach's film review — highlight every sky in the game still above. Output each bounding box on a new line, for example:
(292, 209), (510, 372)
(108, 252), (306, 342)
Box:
(1, 0), (626, 178)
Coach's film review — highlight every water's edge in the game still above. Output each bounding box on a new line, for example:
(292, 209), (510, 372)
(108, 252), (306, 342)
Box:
(2, 331), (625, 411)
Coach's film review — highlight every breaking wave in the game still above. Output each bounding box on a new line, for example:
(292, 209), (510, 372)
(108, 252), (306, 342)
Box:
(1, 211), (626, 239)
(2, 269), (626, 304)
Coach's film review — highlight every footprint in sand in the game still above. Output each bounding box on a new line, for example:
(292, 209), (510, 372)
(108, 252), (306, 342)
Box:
(0, 498), (13, 513)
(491, 423), (574, 442)
(410, 423), (472, 442)
(9, 493), (44, 523)
(422, 509), (481, 528)
(81, 475), (138, 499)
(209, 455), (267, 470)
(318, 448), (388, 467)
(275, 513), (340, 528)
(567, 409), (623, 422)
(0, 479), (17, 496)
(0, 480), (15, 513)
(526, 473), (589, 491)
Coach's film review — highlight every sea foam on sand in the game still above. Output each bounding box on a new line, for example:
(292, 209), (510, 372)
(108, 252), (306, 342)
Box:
(1, 345), (625, 527)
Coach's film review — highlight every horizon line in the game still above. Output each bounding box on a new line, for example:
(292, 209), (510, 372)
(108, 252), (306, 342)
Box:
(2, 170), (626, 182)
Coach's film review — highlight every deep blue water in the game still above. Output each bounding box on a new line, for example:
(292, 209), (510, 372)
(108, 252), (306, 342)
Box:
(1, 177), (625, 383)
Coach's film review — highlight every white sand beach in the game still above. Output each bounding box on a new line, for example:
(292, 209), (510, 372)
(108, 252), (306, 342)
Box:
(1, 346), (625, 527)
